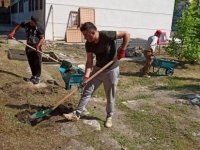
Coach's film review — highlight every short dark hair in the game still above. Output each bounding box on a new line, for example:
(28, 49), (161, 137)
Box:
(80, 22), (97, 32)
(31, 16), (38, 24)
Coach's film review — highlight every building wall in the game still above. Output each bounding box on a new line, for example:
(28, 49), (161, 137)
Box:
(10, 0), (44, 30)
(10, 0), (175, 40)
(45, 0), (175, 40)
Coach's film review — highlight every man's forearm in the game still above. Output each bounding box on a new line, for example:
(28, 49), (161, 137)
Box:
(9, 25), (21, 38)
(84, 61), (93, 78)
(11, 25), (21, 34)
(121, 32), (130, 50)
(37, 36), (44, 47)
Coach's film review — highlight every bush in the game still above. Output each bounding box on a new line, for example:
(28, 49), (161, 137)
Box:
(166, 0), (200, 63)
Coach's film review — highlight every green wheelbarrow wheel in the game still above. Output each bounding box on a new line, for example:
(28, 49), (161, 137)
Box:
(165, 68), (174, 76)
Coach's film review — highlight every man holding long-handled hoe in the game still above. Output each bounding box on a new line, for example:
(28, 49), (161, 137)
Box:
(64, 22), (130, 128)
(8, 16), (44, 84)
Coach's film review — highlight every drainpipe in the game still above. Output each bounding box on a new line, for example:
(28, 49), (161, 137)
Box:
(44, 0), (46, 38)
(52, 5), (54, 41)
(10, 2), (12, 25)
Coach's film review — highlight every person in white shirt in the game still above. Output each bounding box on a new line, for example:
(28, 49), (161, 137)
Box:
(141, 30), (162, 78)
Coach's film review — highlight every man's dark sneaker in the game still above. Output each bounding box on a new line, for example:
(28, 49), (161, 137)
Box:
(30, 76), (35, 81)
(30, 76), (40, 84)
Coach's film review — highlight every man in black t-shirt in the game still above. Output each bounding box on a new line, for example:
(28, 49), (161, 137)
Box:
(64, 22), (130, 128)
(8, 16), (44, 84)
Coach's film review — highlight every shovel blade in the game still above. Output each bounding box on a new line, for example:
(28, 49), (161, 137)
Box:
(30, 108), (53, 119)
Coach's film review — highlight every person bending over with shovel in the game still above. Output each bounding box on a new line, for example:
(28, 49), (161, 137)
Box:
(64, 22), (130, 128)
(8, 16), (45, 84)
(140, 30), (162, 78)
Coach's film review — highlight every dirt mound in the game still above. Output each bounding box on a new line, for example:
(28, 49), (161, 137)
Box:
(0, 81), (60, 99)
(14, 103), (75, 126)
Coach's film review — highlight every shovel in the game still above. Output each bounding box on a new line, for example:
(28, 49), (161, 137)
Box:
(12, 37), (72, 70)
(30, 60), (114, 120)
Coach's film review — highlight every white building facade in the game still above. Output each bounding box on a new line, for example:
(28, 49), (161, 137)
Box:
(10, 0), (175, 41)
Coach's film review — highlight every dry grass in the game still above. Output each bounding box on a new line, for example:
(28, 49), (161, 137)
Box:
(0, 42), (200, 150)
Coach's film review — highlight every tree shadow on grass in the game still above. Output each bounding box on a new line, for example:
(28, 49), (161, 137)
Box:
(120, 71), (141, 77)
(0, 69), (27, 79)
(151, 75), (200, 92)
(171, 76), (200, 82)
(154, 84), (200, 91)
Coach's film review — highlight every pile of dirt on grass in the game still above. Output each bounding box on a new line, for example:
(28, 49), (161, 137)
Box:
(14, 106), (50, 126)
(15, 103), (75, 126)
(0, 81), (61, 100)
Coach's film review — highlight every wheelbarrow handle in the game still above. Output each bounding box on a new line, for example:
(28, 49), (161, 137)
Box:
(52, 60), (114, 110)
(12, 37), (60, 63)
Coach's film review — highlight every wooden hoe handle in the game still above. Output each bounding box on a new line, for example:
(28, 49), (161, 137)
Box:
(52, 60), (114, 110)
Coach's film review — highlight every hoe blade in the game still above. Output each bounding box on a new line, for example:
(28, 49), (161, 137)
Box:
(60, 60), (72, 69)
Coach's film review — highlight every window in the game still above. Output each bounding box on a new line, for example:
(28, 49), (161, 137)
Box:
(35, 0), (38, 10)
(29, 0), (42, 12)
(19, 0), (24, 13)
(28, 0), (31, 11)
(11, 3), (18, 14)
(39, 0), (43, 10)
(31, 0), (34, 11)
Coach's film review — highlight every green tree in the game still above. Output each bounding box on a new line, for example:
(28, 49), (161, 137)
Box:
(167, 0), (200, 63)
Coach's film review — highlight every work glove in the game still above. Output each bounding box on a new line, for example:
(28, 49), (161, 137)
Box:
(117, 49), (126, 60)
(80, 76), (89, 88)
(8, 32), (14, 39)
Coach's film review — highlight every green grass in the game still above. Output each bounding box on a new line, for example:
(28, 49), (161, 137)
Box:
(79, 126), (102, 149)
(117, 103), (199, 150)
(153, 76), (200, 91)
(112, 132), (136, 150)
(93, 85), (106, 98)
(116, 94), (155, 105)
(163, 103), (190, 115)
(118, 77), (156, 88)
(0, 105), (27, 132)
(133, 94), (155, 100)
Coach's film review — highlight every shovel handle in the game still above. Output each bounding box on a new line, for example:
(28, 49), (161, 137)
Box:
(52, 60), (114, 110)
(84, 60), (114, 84)
(13, 37), (60, 63)
(52, 87), (78, 110)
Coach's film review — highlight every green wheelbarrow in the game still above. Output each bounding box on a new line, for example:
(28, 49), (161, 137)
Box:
(152, 57), (178, 76)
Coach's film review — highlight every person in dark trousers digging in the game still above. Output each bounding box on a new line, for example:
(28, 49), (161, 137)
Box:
(63, 22), (130, 128)
(140, 30), (162, 78)
(8, 16), (45, 84)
